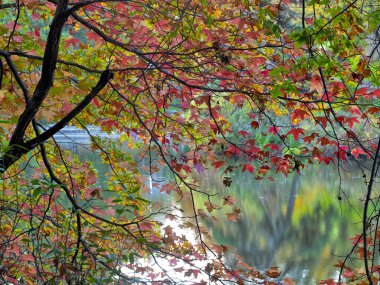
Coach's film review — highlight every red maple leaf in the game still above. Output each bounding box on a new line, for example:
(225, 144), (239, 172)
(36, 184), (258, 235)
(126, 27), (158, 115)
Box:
(264, 143), (280, 151)
(65, 37), (80, 48)
(250, 121), (259, 129)
(286, 128), (305, 141)
(310, 75), (323, 94)
(269, 126), (279, 134)
(242, 164), (254, 173)
(351, 147), (369, 159)
(60, 101), (73, 114)
(211, 161), (225, 170)
(291, 109), (309, 121)
(345, 116), (359, 128)
(237, 130), (250, 137)
(93, 97), (101, 107)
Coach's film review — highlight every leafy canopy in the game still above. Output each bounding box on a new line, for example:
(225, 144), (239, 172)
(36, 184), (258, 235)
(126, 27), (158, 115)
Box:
(0, 0), (379, 284)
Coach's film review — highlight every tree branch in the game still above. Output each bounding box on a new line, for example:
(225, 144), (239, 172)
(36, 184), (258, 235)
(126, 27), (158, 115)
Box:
(9, 0), (69, 146)
(0, 52), (30, 101)
(363, 135), (380, 283)
(0, 69), (112, 174)
(27, 69), (113, 149)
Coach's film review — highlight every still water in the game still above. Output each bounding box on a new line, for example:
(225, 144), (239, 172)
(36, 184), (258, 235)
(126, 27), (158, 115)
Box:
(192, 167), (365, 284)
(76, 147), (368, 284)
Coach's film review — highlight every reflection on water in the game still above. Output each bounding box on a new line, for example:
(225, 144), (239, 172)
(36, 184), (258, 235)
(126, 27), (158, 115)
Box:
(74, 146), (369, 283)
(191, 166), (367, 284)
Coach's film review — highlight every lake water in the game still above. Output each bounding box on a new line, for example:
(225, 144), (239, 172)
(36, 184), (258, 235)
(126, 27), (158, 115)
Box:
(75, 146), (369, 284)
(191, 167), (365, 284)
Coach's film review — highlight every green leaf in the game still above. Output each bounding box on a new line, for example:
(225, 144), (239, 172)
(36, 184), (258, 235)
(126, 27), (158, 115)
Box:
(32, 187), (43, 198)
(136, 197), (150, 204)
(136, 237), (146, 244)
(115, 208), (124, 215)
(129, 253), (135, 264)
(130, 186), (140, 194)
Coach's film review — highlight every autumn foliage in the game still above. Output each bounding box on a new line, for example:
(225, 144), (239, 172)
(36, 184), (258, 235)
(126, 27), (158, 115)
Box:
(0, 0), (379, 284)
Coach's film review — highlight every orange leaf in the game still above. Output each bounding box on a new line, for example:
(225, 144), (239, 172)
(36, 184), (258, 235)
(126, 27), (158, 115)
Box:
(226, 207), (241, 222)
(284, 277), (295, 285)
(204, 202), (219, 213)
(265, 266), (281, 278)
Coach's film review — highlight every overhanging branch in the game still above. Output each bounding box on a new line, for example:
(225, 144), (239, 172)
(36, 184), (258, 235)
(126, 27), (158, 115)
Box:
(27, 69), (113, 149)
(9, 0), (69, 146)
(0, 70), (113, 174)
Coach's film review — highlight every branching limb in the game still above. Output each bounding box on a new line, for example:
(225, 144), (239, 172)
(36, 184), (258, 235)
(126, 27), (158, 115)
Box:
(0, 70), (112, 174)
(10, 0), (70, 146)
(363, 135), (380, 283)
(27, 69), (113, 149)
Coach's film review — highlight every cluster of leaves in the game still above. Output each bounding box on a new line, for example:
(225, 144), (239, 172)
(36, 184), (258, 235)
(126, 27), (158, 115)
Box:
(0, 0), (378, 284)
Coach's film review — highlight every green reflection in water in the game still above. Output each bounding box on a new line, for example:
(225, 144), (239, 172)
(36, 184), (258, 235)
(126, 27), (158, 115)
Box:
(191, 166), (369, 284)
(73, 145), (370, 283)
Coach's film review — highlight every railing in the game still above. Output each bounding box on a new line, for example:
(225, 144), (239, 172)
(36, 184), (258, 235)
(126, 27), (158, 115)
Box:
(52, 125), (118, 145)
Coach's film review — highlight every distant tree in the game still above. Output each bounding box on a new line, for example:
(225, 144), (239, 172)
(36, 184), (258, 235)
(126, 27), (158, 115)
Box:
(0, 0), (379, 284)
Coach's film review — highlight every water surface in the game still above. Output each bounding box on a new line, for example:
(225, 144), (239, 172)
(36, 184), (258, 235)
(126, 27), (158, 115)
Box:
(188, 166), (366, 284)
(76, 147), (369, 283)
